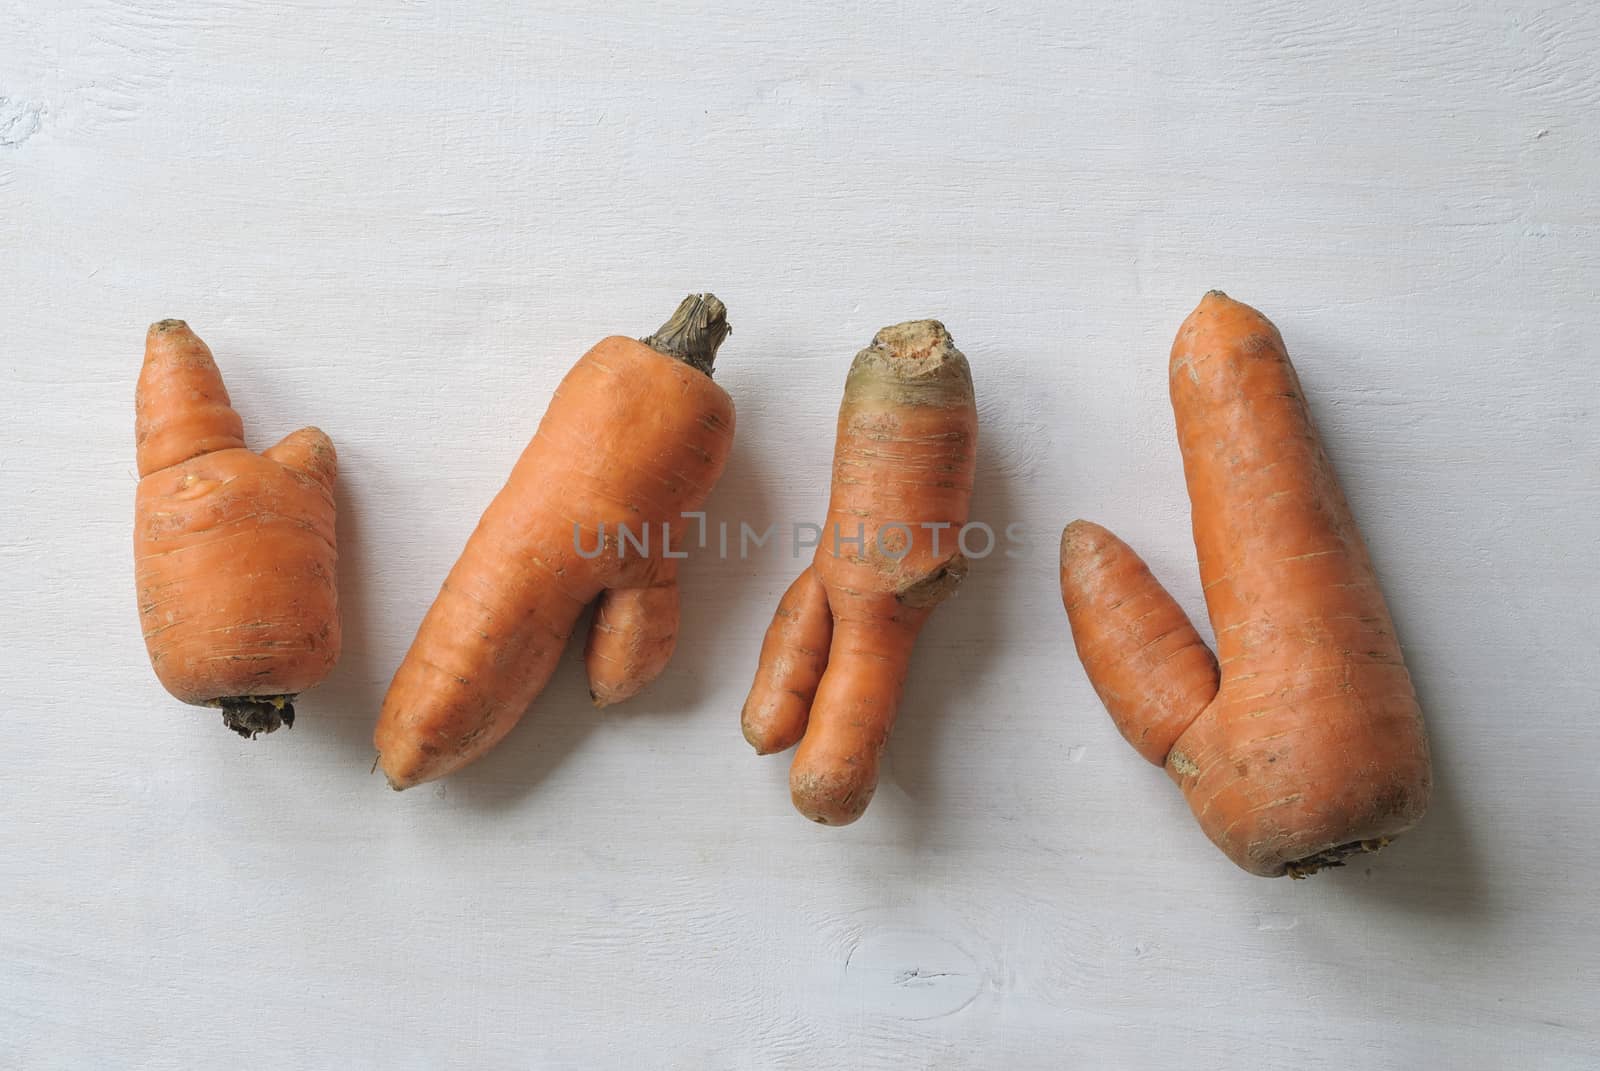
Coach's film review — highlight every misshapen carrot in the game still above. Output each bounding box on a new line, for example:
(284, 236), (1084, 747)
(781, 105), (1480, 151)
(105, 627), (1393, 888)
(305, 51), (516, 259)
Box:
(741, 567), (832, 756)
(375, 295), (736, 789)
(743, 321), (977, 825)
(134, 320), (340, 737)
(1061, 292), (1430, 876)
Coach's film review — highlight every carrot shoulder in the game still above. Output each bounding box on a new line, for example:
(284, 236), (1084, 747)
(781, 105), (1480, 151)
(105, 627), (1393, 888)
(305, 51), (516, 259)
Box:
(1061, 292), (1430, 876)
(375, 295), (736, 790)
(134, 320), (340, 737)
(743, 320), (977, 825)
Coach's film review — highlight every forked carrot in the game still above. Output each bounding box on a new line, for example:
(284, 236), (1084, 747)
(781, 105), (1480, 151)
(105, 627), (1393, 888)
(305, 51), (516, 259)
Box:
(1061, 292), (1431, 876)
(375, 295), (736, 789)
(743, 320), (977, 825)
(134, 320), (340, 737)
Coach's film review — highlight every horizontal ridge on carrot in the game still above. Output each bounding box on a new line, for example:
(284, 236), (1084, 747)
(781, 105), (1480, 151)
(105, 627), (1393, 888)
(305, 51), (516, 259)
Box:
(375, 295), (736, 790)
(1060, 291), (1431, 877)
(742, 320), (977, 825)
(134, 320), (341, 737)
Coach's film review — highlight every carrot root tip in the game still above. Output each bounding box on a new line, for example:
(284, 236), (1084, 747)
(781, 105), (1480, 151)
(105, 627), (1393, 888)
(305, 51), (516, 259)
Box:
(211, 694), (296, 738)
(1283, 837), (1394, 879)
(374, 760), (411, 792)
(743, 732), (785, 756)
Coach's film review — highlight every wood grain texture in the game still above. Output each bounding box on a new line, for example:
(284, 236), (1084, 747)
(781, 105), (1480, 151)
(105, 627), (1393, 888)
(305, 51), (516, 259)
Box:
(2, 0), (1598, 1067)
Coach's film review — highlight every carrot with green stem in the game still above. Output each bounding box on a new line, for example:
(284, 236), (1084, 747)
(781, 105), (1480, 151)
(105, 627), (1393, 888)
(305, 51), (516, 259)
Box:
(743, 320), (977, 825)
(1061, 292), (1430, 876)
(134, 320), (340, 737)
(375, 295), (735, 789)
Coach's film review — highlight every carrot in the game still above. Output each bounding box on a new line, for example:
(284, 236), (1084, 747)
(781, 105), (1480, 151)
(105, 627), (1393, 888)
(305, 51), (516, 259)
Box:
(742, 321), (977, 825)
(374, 295), (735, 789)
(134, 320), (340, 737)
(1060, 292), (1431, 876)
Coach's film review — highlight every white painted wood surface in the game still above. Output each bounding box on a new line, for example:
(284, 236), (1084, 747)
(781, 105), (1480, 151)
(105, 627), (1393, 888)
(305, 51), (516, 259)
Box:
(3, 1), (1598, 1067)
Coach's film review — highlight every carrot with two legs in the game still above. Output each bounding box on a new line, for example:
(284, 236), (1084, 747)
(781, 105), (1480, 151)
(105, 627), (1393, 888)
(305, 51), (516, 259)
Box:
(375, 295), (736, 789)
(743, 320), (977, 825)
(1061, 292), (1431, 876)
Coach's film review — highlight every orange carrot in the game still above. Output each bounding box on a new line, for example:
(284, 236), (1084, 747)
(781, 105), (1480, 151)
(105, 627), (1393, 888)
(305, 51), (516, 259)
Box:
(742, 321), (977, 824)
(741, 567), (832, 756)
(375, 295), (735, 789)
(134, 320), (340, 737)
(1061, 292), (1431, 876)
